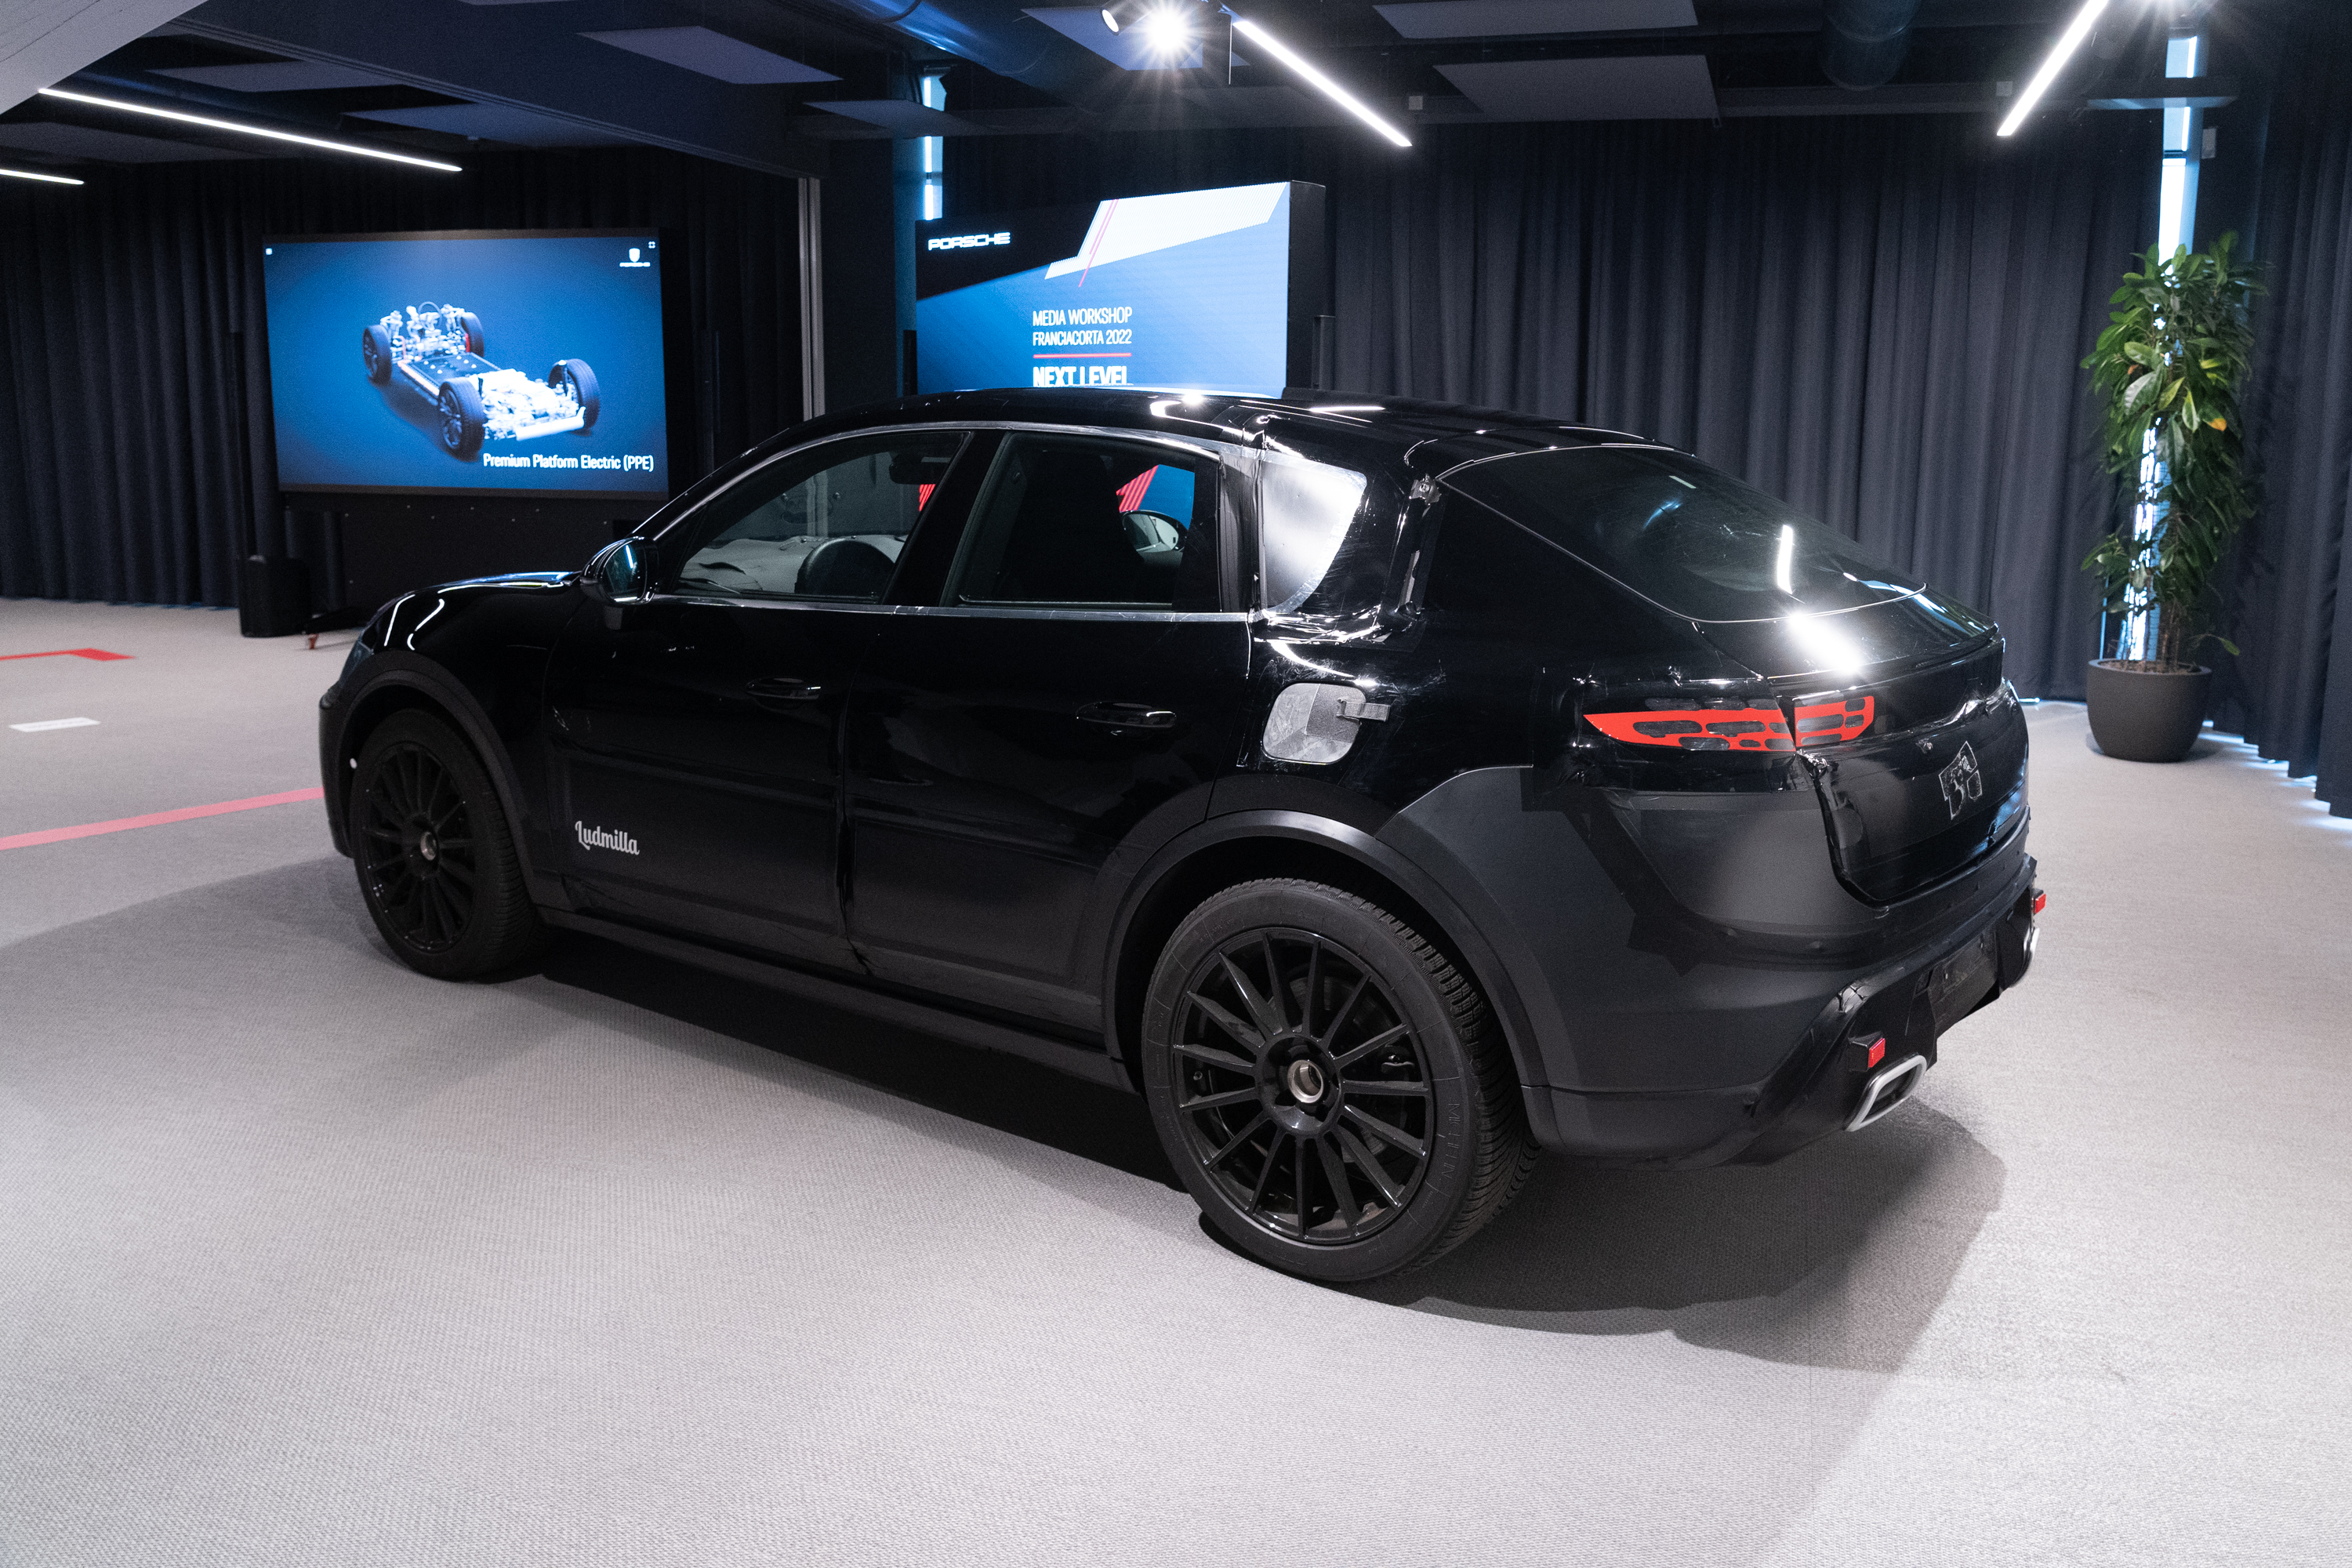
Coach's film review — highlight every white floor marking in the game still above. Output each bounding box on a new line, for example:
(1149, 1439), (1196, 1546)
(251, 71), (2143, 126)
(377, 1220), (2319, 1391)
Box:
(9, 718), (100, 732)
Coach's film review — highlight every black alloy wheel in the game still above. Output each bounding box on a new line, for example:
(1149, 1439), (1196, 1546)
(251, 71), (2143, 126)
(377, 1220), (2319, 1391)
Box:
(550, 358), (601, 431)
(349, 711), (546, 978)
(1173, 928), (1434, 1244)
(361, 324), (390, 383)
(436, 379), (486, 459)
(1142, 880), (1537, 1282)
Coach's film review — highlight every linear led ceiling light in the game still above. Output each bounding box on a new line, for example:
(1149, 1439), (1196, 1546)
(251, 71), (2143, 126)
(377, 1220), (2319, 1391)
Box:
(1996, 0), (2108, 138)
(34, 85), (463, 172)
(1229, 16), (1411, 147)
(2, 165), (85, 185)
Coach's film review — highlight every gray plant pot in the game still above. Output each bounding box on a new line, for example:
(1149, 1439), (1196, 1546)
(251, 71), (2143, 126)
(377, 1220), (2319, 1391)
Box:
(2085, 660), (2212, 763)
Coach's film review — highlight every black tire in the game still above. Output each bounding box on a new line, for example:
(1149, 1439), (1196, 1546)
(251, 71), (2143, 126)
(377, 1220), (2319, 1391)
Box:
(1140, 879), (1537, 1282)
(436, 379), (485, 459)
(550, 358), (600, 431)
(348, 710), (548, 979)
(361, 324), (391, 383)
(457, 311), (485, 356)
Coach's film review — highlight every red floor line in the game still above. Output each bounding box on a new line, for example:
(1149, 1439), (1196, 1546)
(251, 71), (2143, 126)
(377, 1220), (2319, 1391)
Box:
(0, 648), (132, 662)
(0, 787), (323, 852)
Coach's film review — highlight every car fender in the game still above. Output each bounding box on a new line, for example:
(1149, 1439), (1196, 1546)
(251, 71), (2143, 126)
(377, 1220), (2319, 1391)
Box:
(1098, 804), (1555, 1107)
(327, 653), (556, 903)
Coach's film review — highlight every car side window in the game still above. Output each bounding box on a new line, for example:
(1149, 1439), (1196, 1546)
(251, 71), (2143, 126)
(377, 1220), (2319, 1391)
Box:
(945, 434), (1218, 612)
(666, 432), (965, 602)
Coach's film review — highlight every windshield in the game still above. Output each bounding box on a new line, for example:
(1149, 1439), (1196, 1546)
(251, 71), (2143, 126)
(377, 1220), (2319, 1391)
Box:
(1441, 447), (1918, 622)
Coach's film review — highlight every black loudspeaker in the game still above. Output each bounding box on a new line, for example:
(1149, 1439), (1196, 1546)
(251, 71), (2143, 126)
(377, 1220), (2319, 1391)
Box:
(238, 554), (311, 638)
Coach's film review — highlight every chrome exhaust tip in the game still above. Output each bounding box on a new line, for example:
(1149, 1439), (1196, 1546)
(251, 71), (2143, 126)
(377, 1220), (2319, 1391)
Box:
(1846, 1053), (1929, 1132)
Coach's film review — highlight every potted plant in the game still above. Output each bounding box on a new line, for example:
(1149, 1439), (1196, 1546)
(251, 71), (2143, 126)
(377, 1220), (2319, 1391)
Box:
(2080, 234), (2261, 762)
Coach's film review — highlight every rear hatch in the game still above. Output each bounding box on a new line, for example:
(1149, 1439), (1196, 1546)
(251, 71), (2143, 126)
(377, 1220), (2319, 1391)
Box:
(1705, 612), (2028, 903)
(1437, 444), (2029, 906)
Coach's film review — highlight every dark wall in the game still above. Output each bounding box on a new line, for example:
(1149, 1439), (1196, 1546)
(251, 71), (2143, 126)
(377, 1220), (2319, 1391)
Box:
(949, 113), (2151, 702)
(822, 139), (906, 414)
(0, 146), (822, 610)
(2221, 1), (2352, 814)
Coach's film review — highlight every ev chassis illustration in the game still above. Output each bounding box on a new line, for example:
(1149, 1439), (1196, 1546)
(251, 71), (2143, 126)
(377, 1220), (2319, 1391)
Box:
(361, 303), (601, 460)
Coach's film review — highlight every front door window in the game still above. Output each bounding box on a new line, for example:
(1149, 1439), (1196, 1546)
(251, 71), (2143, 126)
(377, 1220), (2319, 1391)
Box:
(672, 433), (965, 602)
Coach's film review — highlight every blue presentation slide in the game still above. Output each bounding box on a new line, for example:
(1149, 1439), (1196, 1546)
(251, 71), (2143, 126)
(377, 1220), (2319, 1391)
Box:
(918, 184), (1292, 397)
(263, 233), (670, 496)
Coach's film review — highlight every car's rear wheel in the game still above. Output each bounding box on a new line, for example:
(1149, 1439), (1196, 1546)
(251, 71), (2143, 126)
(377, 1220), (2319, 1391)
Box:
(349, 711), (547, 978)
(458, 311), (485, 355)
(1140, 879), (1537, 1282)
(550, 358), (600, 431)
(361, 325), (390, 383)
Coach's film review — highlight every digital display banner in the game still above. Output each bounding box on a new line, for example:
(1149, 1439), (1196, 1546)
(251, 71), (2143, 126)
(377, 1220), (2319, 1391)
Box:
(262, 230), (671, 499)
(915, 182), (1325, 397)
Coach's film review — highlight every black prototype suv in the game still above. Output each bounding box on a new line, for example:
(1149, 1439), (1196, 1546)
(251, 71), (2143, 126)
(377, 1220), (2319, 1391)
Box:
(321, 388), (2038, 1281)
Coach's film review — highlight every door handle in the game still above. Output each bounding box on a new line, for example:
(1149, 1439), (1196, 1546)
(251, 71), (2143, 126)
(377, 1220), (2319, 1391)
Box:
(1076, 701), (1177, 730)
(746, 676), (826, 709)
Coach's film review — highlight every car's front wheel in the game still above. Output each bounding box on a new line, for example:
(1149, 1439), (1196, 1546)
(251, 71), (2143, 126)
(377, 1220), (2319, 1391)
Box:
(436, 380), (486, 459)
(1140, 879), (1537, 1282)
(349, 711), (547, 978)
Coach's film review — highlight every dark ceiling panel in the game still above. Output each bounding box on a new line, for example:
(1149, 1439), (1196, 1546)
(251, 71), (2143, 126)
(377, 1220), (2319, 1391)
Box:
(1437, 54), (1719, 117)
(153, 60), (399, 90)
(171, 0), (834, 176)
(578, 25), (840, 85)
(0, 121), (258, 161)
(1376, 0), (1697, 41)
(810, 99), (980, 134)
(347, 102), (638, 145)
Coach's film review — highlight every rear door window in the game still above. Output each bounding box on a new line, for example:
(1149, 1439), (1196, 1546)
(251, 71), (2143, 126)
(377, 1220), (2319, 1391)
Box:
(945, 434), (1218, 611)
(1440, 446), (1916, 622)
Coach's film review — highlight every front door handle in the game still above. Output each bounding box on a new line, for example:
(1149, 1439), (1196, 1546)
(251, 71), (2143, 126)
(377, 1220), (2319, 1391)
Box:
(746, 676), (826, 709)
(1076, 701), (1177, 730)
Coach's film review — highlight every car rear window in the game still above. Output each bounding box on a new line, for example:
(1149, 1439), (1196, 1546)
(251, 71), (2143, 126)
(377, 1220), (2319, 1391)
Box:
(1440, 446), (1917, 622)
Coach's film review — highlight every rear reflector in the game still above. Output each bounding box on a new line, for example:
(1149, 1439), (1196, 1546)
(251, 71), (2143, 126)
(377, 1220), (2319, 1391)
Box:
(2031, 891), (2047, 916)
(1584, 695), (1875, 753)
(1862, 1035), (1886, 1069)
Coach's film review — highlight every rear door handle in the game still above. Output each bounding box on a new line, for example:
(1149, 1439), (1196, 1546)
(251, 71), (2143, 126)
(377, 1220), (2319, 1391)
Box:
(746, 676), (826, 709)
(1076, 701), (1177, 730)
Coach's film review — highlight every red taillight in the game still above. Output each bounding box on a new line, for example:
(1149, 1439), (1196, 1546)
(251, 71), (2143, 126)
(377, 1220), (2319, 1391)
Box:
(1860, 1035), (1886, 1069)
(1584, 695), (1875, 753)
(1792, 695), (1875, 746)
(2032, 891), (2047, 916)
(1583, 705), (1793, 753)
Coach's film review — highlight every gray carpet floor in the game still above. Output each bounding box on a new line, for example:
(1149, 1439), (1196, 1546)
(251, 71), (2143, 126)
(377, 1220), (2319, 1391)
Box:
(3, 600), (2347, 1566)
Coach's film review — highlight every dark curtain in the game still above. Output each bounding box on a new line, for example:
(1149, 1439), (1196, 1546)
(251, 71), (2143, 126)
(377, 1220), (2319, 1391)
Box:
(0, 147), (808, 608)
(2223, 4), (2352, 814)
(949, 114), (2150, 700)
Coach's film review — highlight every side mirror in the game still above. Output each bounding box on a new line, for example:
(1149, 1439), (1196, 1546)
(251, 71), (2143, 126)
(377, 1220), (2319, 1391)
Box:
(583, 536), (651, 605)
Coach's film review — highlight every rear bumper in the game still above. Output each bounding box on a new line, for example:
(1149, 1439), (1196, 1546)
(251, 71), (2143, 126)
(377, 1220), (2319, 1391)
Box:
(1525, 853), (2038, 1167)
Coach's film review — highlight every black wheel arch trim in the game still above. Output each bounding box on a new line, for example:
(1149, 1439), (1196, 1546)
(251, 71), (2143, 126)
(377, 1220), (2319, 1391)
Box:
(324, 657), (550, 902)
(1098, 808), (1552, 1105)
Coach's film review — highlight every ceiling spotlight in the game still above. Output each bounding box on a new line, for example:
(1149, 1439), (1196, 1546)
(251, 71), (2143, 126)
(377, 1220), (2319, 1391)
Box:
(1139, 5), (1198, 54)
(35, 85), (463, 172)
(1101, 0), (1152, 34)
(1, 166), (85, 186)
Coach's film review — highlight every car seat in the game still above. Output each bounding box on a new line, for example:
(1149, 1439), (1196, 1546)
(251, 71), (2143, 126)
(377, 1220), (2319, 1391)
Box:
(797, 537), (898, 599)
(996, 450), (1146, 602)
